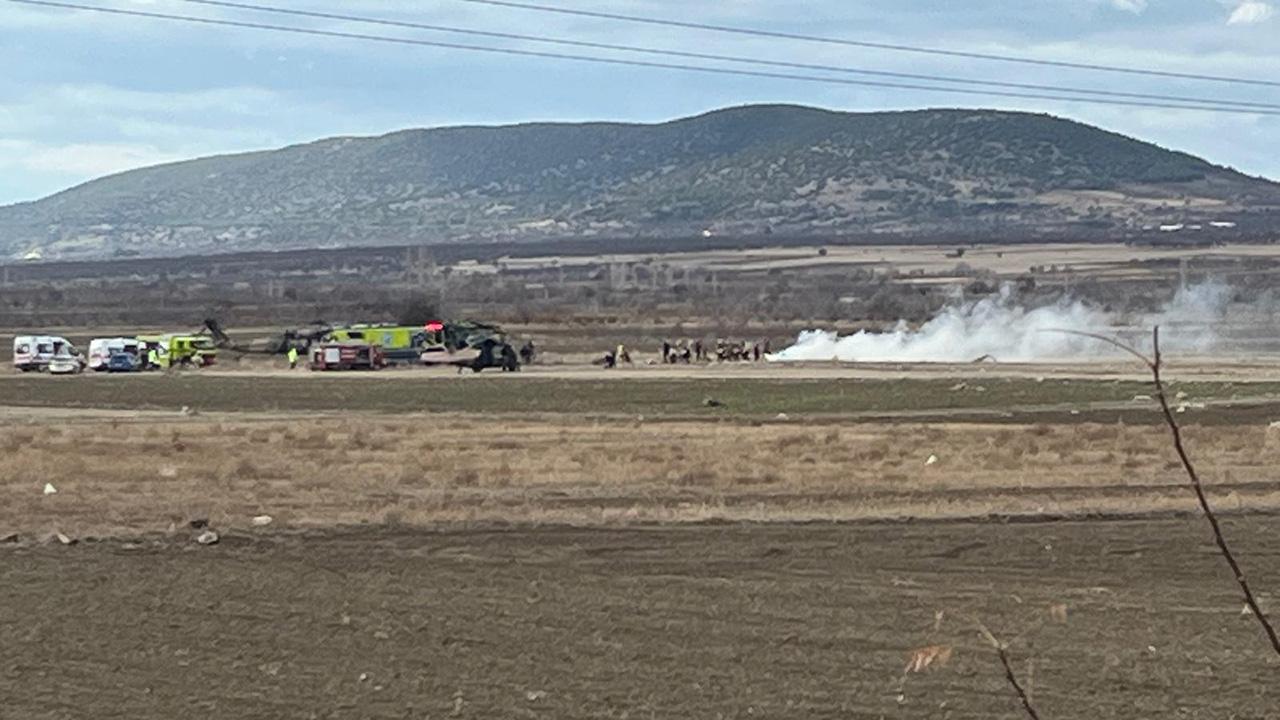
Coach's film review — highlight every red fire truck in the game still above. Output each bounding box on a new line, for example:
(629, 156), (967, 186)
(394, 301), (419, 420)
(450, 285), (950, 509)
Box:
(308, 342), (387, 371)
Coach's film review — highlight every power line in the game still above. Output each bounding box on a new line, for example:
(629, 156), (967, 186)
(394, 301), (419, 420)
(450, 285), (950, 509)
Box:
(453, 0), (1280, 89)
(9, 0), (1280, 116)
(168, 0), (1280, 111)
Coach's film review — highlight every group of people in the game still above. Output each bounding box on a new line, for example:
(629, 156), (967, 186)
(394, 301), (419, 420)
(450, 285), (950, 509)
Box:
(598, 344), (634, 369)
(661, 338), (772, 364)
(595, 338), (776, 367)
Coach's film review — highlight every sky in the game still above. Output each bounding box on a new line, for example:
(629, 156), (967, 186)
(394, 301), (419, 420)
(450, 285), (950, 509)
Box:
(1, 0), (1278, 205)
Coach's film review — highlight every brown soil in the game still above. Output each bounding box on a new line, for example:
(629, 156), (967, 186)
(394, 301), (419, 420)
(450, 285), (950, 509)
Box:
(3, 519), (1277, 719)
(5, 356), (1279, 717)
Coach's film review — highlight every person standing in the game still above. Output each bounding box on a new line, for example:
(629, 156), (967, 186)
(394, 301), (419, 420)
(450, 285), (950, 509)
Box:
(501, 343), (519, 372)
(519, 340), (537, 365)
(287, 346), (299, 370)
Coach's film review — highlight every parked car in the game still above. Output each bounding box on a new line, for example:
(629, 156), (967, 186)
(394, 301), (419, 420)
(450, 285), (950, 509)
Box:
(88, 337), (141, 371)
(48, 353), (85, 375)
(106, 351), (141, 373)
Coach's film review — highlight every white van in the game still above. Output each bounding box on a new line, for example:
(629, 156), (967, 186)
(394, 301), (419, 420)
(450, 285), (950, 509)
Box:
(13, 335), (76, 372)
(88, 337), (140, 371)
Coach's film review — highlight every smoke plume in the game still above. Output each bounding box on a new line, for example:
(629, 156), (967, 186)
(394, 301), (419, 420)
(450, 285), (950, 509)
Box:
(770, 283), (1233, 363)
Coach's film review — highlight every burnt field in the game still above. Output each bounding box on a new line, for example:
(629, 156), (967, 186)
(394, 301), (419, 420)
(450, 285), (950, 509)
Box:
(3, 519), (1278, 719)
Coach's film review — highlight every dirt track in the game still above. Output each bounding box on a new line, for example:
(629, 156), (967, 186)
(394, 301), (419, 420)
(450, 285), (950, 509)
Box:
(3, 519), (1278, 719)
(8, 369), (1280, 429)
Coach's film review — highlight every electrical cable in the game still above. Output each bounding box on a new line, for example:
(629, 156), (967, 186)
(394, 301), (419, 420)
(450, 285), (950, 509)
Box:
(166, 0), (1280, 111)
(8, 0), (1280, 116)
(452, 0), (1280, 89)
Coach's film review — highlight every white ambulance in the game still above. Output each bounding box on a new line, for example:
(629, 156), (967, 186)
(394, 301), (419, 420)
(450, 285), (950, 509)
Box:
(88, 337), (141, 371)
(13, 335), (76, 372)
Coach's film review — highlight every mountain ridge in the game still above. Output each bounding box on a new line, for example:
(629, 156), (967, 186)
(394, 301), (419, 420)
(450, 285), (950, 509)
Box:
(3, 104), (1277, 260)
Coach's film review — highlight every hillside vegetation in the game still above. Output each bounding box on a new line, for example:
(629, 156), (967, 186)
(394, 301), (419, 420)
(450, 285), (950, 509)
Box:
(2, 104), (1277, 259)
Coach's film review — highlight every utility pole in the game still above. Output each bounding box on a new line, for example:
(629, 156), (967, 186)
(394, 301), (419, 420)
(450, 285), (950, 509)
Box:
(405, 246), (435, 287)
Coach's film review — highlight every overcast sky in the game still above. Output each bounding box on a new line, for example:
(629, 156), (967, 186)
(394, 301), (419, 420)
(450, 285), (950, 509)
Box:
(1, 0), (1278, 205)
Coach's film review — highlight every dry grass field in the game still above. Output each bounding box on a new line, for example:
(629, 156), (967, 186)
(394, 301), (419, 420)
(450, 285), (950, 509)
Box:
(4, 363), (1280, 718)
(452, 241), (1280, 279)
(6, 414), (1280, 538)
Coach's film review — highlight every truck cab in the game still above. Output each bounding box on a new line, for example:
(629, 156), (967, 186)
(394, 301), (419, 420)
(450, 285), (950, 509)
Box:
(137, 334), (218, 369)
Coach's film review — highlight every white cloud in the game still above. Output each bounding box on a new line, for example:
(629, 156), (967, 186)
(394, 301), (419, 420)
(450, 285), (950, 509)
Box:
(48, 84), (284, 117)
(1109, 0), (1149, 13)
(0, 80), (421, 202)
(1227, 1), (1274, 24)
(0, 84), (291, 146)
(0, 139), (182, 177)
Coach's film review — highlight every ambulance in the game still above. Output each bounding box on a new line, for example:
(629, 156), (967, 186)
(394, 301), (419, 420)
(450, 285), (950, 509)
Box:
(12, 335), (77, 372)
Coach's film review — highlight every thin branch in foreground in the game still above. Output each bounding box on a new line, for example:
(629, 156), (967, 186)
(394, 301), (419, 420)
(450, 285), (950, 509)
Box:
(975, 621), (1042, 720)
(1145, 327), (1280, 657)
(1054, 326), (1280, 658)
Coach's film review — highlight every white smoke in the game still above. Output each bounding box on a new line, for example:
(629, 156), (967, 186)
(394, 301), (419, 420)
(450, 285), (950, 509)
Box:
(770, 282), (1233, 363)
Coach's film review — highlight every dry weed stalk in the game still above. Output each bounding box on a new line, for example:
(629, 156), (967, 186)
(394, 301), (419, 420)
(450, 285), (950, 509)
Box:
(974, 620), (1042, 720)
(1047, 603), (1069, 625)
(904, 644), (953, 674)
(911, 610), (1042, 717)
(1063, 326), (1280, 657)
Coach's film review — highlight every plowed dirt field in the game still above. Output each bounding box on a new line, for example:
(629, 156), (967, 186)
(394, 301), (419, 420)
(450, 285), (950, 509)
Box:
(4, 519), (1278, 719)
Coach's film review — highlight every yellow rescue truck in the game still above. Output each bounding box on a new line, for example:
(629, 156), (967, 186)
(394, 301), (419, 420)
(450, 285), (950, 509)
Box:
(324, 324), (425, 364)
(137, 334), (219, 369)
